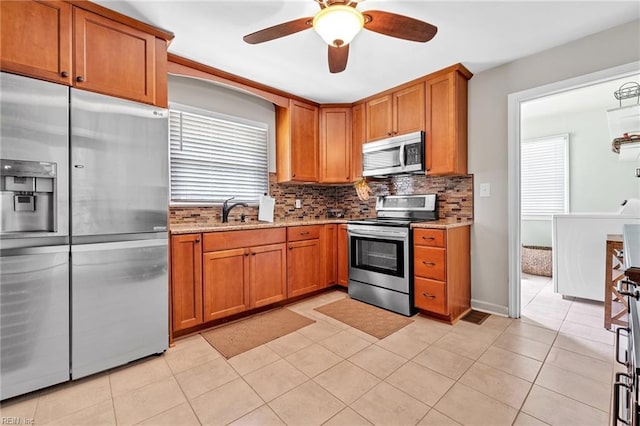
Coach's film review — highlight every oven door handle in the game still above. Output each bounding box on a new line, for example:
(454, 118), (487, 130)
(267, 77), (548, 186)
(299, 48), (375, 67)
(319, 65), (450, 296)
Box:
(616, 327), (631, 367)
(614, 372), (633, 425)
(348, 231), (408, 241)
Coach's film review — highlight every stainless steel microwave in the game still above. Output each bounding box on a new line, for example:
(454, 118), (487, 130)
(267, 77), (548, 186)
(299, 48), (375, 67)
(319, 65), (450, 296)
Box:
(362, 131), (425, 177)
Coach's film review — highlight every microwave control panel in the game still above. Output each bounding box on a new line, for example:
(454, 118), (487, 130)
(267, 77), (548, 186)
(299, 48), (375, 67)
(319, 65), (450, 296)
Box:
(405, 142), (422, 165)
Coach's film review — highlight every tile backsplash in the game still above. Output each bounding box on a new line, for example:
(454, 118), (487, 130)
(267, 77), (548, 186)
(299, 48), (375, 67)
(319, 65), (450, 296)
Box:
(170, 173), (473, 226)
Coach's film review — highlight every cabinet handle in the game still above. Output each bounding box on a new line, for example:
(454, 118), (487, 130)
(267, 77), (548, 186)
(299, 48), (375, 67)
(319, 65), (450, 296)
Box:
(422, 292), (436, 299)
(61, 71), (68, 77)
(76, 76), (84, 83)
(194, 238), (200, 243)
(244, 253), (249, 257)
(299, 231), (309, 235)
(422, 236), (435, 240)
(292, 173), (296, 177)
(422, 261), (436, 266)
(289, 246), (293, 250)
(252, 253), (256, 256)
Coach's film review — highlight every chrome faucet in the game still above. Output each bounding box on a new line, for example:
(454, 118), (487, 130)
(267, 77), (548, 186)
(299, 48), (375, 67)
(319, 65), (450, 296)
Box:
(222, 197), (248, 223)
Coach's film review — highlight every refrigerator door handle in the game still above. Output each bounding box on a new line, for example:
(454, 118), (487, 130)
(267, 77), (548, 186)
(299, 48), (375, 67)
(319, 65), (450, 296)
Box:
(1, 245), (70, 257)
(71, 238), (167, 252)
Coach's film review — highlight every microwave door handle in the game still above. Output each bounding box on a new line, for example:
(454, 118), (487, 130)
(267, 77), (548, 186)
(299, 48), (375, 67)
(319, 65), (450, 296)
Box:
(399, 143), (406, 169)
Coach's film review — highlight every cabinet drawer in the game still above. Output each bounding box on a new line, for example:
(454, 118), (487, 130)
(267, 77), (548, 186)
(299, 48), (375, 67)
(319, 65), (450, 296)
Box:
(203, 228), (285, 252)
(414, 246), (445, 281)
(287, 225), (322, 242)
(414, 229), (445, 248)
(414, 277), (447, 315)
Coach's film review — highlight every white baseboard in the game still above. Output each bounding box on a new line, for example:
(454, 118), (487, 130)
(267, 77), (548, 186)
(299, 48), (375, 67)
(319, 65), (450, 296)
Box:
(471, 299), (509, 317)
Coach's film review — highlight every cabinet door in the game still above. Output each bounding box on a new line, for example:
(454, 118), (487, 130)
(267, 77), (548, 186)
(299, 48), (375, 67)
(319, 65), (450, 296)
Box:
(287, 239), (321, 297)
(320, 107), (351, 183)
(171, 234), (203, 331)
(0, 0), (72, 85)
(393, 82), (425, 136)
(351, 102), (365, 181)
(337, 225), (349, 287)
(290, 100), (319, 182)
(250, 243), (287, 308)
(203, 248), (250, 321)
(324, 225), (337, 286)
(425, 71), (468, 175)
(365, 94), (393, 141)
(73, 8), (156, 104)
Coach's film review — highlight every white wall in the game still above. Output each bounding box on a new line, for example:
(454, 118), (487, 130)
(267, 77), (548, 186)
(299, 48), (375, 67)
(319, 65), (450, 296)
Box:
(521, 107), (640, 247)
(168, 74), (277, 172)
(468, 19), (640, 314)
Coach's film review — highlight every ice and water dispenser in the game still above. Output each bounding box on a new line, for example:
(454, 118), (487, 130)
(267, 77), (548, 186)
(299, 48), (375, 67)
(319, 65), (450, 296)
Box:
(1, 159), (57, 233)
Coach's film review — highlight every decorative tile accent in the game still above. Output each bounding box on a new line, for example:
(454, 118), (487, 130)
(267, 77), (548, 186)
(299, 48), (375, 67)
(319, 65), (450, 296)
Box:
(170, 173), (473, 226)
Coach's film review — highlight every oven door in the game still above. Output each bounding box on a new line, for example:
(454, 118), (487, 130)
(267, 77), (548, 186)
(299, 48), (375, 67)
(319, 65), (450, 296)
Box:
(348, 225), (410, 293)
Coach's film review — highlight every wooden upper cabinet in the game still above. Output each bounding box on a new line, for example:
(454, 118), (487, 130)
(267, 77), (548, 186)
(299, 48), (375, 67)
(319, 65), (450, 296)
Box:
(394, 83), (425, 136)
(276, 99), (319, 183)
(365, 82), (424, 142)
(0, 0), (171, 107)
(351, 102), (365, 181)
(365, 94), (393, 141)
(73, 8), (157, 105)
(320, 107), (351, 183)
(170, 233), (203, 332)
(0, 0), (72, 85)
(425, 66), (471, 176)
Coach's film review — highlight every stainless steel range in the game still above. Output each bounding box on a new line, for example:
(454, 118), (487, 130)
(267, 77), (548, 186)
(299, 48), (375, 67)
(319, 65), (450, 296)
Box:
(347, 194), (437, 316)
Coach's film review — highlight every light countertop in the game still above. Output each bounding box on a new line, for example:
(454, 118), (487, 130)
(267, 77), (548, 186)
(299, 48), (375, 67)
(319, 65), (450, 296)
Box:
(170, 217), (473, 234)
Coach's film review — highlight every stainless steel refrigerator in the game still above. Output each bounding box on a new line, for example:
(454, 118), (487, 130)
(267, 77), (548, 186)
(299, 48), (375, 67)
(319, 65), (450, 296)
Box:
(0, 72), (169, 399)
(70, 89), (169, 379)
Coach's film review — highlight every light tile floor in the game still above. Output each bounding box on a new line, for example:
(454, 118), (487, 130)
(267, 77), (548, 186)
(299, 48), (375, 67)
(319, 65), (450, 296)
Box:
(0, 281), (615, 425)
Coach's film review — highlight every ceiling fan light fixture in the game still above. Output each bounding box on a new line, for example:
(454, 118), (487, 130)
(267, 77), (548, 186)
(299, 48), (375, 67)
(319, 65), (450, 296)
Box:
(312, 5), (364, 47)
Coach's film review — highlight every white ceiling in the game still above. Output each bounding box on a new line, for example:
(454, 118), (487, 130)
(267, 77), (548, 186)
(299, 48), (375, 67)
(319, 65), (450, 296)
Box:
(95, 0), (640, 104)
(522, 74), (640, 118)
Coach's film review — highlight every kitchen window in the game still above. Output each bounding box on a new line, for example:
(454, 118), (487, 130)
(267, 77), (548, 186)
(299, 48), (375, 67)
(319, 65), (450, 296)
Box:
(169, 103), (268, 204)
(521, 133), (569, 219)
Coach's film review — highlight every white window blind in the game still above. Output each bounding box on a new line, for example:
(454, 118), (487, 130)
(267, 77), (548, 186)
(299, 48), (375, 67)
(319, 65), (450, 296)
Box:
(169, 104), (268, 204)
(521, 134), (569, 219)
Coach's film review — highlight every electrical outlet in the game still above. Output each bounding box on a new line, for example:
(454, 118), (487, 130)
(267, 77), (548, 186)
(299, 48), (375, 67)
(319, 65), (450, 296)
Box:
(295, 199), (302, 209)
(479, 183), (491, 197)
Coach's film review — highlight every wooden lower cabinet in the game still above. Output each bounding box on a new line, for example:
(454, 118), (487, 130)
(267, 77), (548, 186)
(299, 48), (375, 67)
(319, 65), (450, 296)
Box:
(171, 233), (203, 332)
(288, 239), (322, 297)
(250, 243), (287, 308)
(337, 224), (349, 287)
(203, 248), (250, 322)
(324, 224), (337, 286)
(413, 226), (470, 323)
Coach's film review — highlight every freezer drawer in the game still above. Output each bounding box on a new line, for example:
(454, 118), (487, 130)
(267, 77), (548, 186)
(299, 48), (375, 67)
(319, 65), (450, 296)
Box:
(70, 89), (168, 237)
(71, 238), (168, 379)
(0, 246), (69, 400)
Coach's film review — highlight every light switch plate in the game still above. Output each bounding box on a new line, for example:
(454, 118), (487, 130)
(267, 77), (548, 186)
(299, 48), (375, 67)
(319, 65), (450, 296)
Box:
(295, 199), (302, 209)
(479, 183), (491, 197)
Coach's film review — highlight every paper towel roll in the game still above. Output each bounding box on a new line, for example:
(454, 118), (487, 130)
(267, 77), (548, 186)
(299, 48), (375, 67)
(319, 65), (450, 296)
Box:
(258, 194), (275, 222)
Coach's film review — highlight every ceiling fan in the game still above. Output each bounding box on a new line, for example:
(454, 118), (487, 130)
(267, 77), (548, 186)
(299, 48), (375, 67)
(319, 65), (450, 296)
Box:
(243, 0), (437, 74)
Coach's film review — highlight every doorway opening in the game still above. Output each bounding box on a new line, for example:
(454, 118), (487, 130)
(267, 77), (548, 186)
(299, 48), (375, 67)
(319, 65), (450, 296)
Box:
(507, 61), (640, 320)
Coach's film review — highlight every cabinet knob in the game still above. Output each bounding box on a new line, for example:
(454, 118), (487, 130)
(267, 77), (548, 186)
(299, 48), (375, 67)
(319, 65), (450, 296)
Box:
(76, 76), (84, 83)
(422, 261), (436, 266)
(252, 253), (256, 256)
(194, 238), (200, 243)
(61, 71), (68, 78)
(289, 246), (293, 250)
(292, 173), (296, 177)
(422, 292), (436, 299)
(244, 253), (249, 256)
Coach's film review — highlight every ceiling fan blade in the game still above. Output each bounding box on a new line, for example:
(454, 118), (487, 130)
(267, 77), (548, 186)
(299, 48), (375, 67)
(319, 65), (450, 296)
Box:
(328, 45), (349, 73)
(243, 17), (313, 44)
(363, 10), (437, 42)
